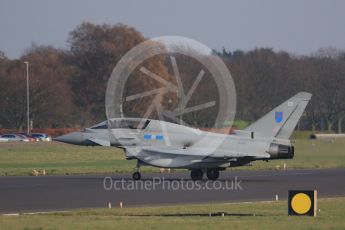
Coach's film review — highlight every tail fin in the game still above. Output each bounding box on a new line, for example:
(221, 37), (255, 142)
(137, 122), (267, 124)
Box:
(244, 92), (312, 139)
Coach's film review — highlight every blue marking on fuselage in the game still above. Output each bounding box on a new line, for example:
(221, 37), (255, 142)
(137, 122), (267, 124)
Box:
(144, 134), (152, 140)
(155, 134), (164, 140)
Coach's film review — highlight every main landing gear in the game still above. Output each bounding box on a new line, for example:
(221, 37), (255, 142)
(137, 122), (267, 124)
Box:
(190, 169), (203, 180)
(206, 169), (220, 180)
(190, 168), (220, 181)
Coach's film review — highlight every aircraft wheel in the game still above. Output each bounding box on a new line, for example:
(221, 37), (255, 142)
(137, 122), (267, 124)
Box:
(206, 169), (220, 180)
(132, 172), (141, 180)
(190, 169), (203, 181)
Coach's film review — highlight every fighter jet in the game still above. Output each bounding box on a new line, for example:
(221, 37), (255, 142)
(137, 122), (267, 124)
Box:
(55, 92), (311, 180)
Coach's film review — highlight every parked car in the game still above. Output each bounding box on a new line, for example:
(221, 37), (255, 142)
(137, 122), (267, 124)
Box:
(0, 134), (30, 142)
(0, 137), (9, 142)
(16, 133), (38, 142)
(31, 133), (52, 142)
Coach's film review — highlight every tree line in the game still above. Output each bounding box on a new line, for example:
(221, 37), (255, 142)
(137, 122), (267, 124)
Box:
(0, 22), (344, 133)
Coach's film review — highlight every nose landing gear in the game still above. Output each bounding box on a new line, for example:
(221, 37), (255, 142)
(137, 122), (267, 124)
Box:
(132, 160), (142, 180)
(132, 171), (141, 180)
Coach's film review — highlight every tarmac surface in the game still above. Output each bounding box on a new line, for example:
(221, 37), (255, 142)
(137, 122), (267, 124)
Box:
(0, 168), (344, 213)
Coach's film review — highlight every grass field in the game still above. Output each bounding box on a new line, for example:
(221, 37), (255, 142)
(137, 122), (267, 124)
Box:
(0, 139), (344, 176)
(0, 197), (344, 229)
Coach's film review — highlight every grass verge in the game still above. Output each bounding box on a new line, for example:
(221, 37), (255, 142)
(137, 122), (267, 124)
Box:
(0, 197), (344, 229)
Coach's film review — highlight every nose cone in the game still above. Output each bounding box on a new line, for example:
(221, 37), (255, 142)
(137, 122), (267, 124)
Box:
(54, 132), (84, 145)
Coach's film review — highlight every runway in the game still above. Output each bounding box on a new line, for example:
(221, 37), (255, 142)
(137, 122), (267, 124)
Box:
(0, 168), (344, 214)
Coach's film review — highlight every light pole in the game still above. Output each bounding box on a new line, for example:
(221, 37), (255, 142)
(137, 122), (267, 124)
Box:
(24, 61), (30, 135)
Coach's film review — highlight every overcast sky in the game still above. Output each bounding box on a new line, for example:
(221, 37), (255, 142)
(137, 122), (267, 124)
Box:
(1, 0), (345, 59)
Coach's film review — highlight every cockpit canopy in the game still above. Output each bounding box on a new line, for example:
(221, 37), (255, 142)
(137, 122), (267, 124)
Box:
(90, 118), (150, 130)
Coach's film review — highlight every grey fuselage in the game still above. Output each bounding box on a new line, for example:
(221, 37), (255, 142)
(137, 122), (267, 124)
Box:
(55, 118), (293, 170)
